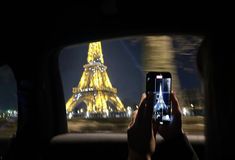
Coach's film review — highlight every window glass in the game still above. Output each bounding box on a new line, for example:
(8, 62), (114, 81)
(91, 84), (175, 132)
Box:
(59, 35), (204, 135)
(0, 65), (18, 138)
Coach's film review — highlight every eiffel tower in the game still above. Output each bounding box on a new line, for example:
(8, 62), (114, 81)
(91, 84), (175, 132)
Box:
(66, 41), (125, 117)
(154, 83), (168, 112)
(153, 83), (171, 122)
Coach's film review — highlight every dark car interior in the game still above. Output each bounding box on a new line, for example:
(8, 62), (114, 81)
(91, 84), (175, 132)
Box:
(1, 1), (234, 160)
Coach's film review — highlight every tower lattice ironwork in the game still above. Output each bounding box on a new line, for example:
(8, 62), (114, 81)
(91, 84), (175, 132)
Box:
(66, 41), (125, 117)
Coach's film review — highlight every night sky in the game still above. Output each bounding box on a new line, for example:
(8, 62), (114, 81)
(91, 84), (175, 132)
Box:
(0, 36), (202, 111)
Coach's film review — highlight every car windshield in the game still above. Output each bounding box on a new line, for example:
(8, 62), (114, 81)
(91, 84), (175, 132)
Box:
(59, 35), (204, 135)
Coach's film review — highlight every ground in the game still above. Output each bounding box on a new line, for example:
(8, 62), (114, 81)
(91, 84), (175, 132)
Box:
(67, 116), (204, 135)
(0, 116), (204, 138)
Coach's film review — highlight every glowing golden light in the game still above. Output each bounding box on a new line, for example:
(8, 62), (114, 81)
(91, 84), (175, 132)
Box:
(66, 41), (125, 115)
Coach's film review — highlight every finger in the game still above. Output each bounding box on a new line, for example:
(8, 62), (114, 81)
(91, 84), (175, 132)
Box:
(135, 93), (147, 123)
(152, 120), (158, 136)
(144, 93), (154, 122)
(128, 110), (138, 129)
(139, 93), (147, 106)
(171, 92), (181, 115)
(128, 93), (146, 128)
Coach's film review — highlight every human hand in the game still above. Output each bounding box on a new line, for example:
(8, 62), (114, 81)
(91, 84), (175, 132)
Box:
(127, 93), (157, 160)
(157, 92), (183, 140)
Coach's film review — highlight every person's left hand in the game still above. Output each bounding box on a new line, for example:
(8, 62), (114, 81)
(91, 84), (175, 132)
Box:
(127, 93), (157, 160)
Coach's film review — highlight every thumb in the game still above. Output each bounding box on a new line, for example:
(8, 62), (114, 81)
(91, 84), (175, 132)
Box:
(171, 92), (181, 115)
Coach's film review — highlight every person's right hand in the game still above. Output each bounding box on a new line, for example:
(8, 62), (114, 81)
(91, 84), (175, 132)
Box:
(155, 92), (199, 160)
(157, 92), (183, 140)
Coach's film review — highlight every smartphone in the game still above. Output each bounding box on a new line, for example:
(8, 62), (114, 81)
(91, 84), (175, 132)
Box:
(146, 72), (172, 125)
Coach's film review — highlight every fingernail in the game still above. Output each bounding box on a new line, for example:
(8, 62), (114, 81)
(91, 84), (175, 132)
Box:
(142, 93), (147, 98)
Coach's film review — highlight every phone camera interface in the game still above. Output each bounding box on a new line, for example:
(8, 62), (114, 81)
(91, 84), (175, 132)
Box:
(152, 75), (171, 124)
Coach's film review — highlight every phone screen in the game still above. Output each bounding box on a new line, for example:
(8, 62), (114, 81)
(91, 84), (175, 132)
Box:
(146, 72), (172, 124)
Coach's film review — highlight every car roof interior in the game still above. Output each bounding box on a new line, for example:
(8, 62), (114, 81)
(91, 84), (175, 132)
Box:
(1, 1), (234, 160)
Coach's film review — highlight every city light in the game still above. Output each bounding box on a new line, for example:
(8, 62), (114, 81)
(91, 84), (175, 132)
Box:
(86, 112), (90, 118)
(183, 107), (188, 116)
(126, 106), (132, 117)
(68, 112), (73, 119)
(0, 109), (18, 120)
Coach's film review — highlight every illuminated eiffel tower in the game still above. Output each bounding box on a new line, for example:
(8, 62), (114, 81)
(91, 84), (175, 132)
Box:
(66, 41), (125, 117)
(153, 83), (169, 121)
(154, 84), (168, 112)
